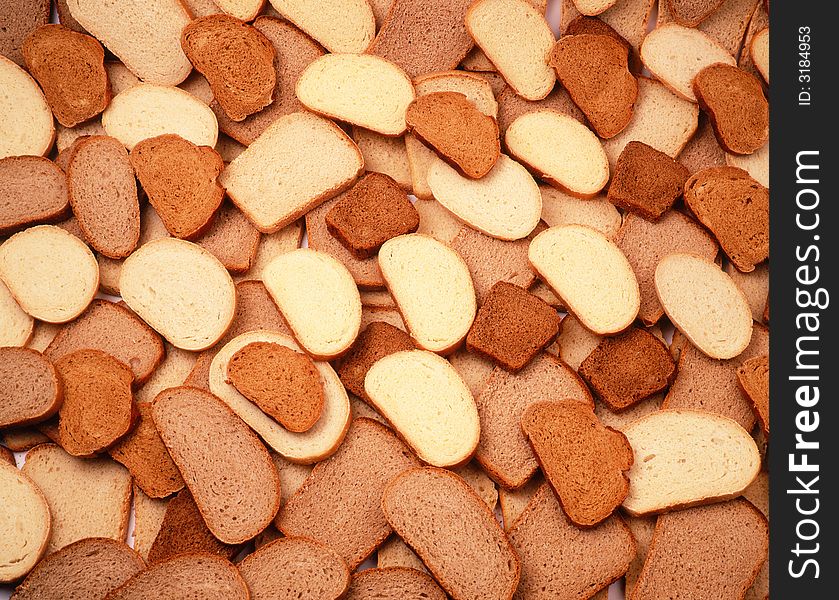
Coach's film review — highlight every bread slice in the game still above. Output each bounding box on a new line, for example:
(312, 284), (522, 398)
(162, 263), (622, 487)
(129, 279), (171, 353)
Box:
(751, 27), (769, 83)
(0, 279), (33, 347)
(0, 156), (69, 238)
(738, 0), (768, 78)
(608, 141), (690, 220)
(622, 409), (760, 515)
(10, 537), (144, 599)
(21, 443), (132, 554)
(210, 0), (264, 19)
(466, 0), (555, 101)
(737, 354), (769, 434)
(377, 536), (427, 572)
(105, 554), (249, 600)
(0, 0), (50, 66)
(449, 348), (495, 400)
(131, 486), (168, 562)
(269, 0), (374, 53)
(0, 462), (50, 583)
(725, 262), (769, 323)
(119, 238), (236, 351)
(726, 141), (769, 188)
(378, 234), (477, 354)
(0, 427), (49, 452)
(498, 472), (543, 528)
(353, 128), (412, 191)
(221, 111), (363, 233)
(550, 314), (601, 370)
(0, 225), (98, 323)
(335, 321), (416, 400)
(530, 225), (640, 334)
(508, 483), (635, 598)
(655, 253), (753, 358)
(679, 113), (726, 174)
(382, 467), (520, 600)
(0, 55), (54, 159)
(540, 190), (619, 245)
(130, 339), (193, 394)
(210, 330), (351, 462)
(364, 350), (479, 467)
(64, 0), (192, 85)
(193, 202), (261, 273)
(632, 499), (768, 599)
(0, 347), (60, 430)
(667, 0), (725, 26)
(182, 15), (275, 122)
(659, 0), (758, 57)
(348, 568), (446, 600)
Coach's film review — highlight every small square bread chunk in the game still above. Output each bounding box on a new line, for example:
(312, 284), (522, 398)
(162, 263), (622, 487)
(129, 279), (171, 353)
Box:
(466, 281), (561, 372)
(325, 172), (420, 259)
(334, 321), (415, 399)
(578, 326), (676, 411)
(608, 141), (690, 221)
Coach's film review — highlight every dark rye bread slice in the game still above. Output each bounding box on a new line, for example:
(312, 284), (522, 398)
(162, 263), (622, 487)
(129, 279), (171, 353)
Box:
(108, 402), (185, 498)
(0, 347), (61, 429)
(54, 349), (138, 456)
(239, 537), (351, 600)
(10, 538), (145, 600)
(578, 326), (676, 411)
(45, 299), (165, 385)
(632, 499), (768, 600)
(194, 202), (261, 273)
(693, 63), (768, 155)
(67, 135), (141, 259)
(22, 24), (111, 128)
(181, 15), (276, 122)
(466, 282), (561, 372)
(508, 484), (635, 599)
(347, 567), (446, 600)
(152, 386), (281, 544)
(0, 0), (50, 66)
(382, 467), (520, 600)
(325, 173), (420, 259)
(334, 321), (415, 400)
(684, 166), (769, 272)
(368, 0), (475, 79)
(0, 156), (69, 236)
(227, 341), (325, 432)
(277, 418), (419, 569)
(737, 354), (769, 434)
(548, 34), (637, 139)
(608, 141), (690, 220)
(667, 0), (726, 26)
(130, 134), (225, 240)
(405, 92), (501, 179)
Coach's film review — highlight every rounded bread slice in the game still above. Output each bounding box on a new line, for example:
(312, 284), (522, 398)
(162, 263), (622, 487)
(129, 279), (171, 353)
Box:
(268, 0), (375, 54)
(0, 55), (54, 160)
(0, 462), (51, 583)
(0, 279), (33, 347)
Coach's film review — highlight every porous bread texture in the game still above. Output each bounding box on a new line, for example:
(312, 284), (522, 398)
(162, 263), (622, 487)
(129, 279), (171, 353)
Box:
(0, 462), (50, 583)
(214, 0), (266, 21)
(352, 127), (412, 190)
(347, 568), (446, 600)
(666, 0), (725, 26)
(0, 155), (69, 239)
(220, 111), (363, 233)
(427, 155), (541, 240)
(65, 0), (191, 85)
(0, 55), (54, 159)
(269, 0), (375, 53)
(119, 238), (236, 351)
(131, 487), (168, 562)
(378, 234), (477, 354)
(529, 225), (640, 335)
(296, 54), (415, 136)
(640, 24), (735, 101)
(506, 110), (610, 197)
(551, 314), (602, 370)
(751, 28), (769, 83)
(573, 0), (620, 16)
(0, 225), (98, 323)
(210, 330), (351, 463)
(236, 221), (302, 282)
(262, 248), (362, 360)
(655, 253), (752, 359)
(466, 0), (556, 101)
(737, 354), (769, 433)
(0, 281), (33, 347)
(539, 186), (622, 238)
(621, 409), (760, 515)
(102, 84), (219, 150)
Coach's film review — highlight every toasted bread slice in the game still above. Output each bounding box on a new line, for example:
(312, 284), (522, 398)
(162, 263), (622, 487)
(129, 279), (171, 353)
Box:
(377, 537), (427, 572)
(334, 321), (416, 400)
(608, 141), (690, 220)
(659, 0), (758, 57)
(0, 156), (68, 239)
(678, 113), (726, 174)
(751, 27), (769, 83)
(0, 0), (50, 66)
(449, 348), (495, 400)
(269, 0), (374, 53)
(0, 55), (55, 159)
(738, 1), (768, 78)
(0, 427), (49, 452)
(498, 472), (543, 528)
(737, 354), (769, 433)
(348, 568), (446, 600)
(0, 347), (58, 429)
(0, 462), (50, 583)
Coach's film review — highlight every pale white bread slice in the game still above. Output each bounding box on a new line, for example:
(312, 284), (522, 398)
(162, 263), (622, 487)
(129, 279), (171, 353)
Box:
(0, 225), (98, 323)
(427, 155), (541, 240)
(269, 0), (375, 53)
(21, 444), (132, 554)
(262, 248), (362, 360)
(378, 234), (476, 354)
(654, 253), (752, 359)
(102, 84), (218, 150)
(214, 0), (265, 21)
(466, 0), (556, 101)
(573, 0), (619, 15)
(640, 24), (736, 101)
(132, 486), (168, 561)
(751, 28), (769, 83)
(506, 110), (610, 197)
(529, 225), (640, 334)
(220, 112), (363, 233)
(210, 330), (351, 463)
(726, 142), (769, 188)
(296, 54), (415, 136)
(0, 279), (33, 346)
(65, 0), (192, 85)
(0, 56), (54, 160)
(364, 350), (480, 467)
(119, 238), (236, 351)
(621, 409), (760, 515)
(0, 462), (50, 583)
(539, 185), (622, 239)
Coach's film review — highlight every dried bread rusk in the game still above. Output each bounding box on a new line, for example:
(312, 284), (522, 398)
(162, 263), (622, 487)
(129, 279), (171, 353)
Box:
(0, 347), (61, 429)
(0, 55), (55, 160)
(347, 567), (446, 600)
(0, 156), (69, 239)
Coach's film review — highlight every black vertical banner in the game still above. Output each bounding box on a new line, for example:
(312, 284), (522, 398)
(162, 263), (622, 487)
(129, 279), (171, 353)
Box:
(770, 1), (836, 595)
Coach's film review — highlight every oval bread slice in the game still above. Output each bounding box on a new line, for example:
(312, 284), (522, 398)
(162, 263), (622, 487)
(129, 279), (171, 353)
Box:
(365, 350), (479, 467)
(751, 28), (769, 84)
(0, 280), (33, 347)
(654, 253), (752, 359)
(296, 54), (415, 136)
(378, 234), (476, 354)
(102, 84), (218, 150)
(529, 225), (640, 334)
(210, 330), (351, 463)
(621, 409), (760, 515)
(0, 463), (50, 583)
(269, 0), (375, 54)
(0, 225), (98, 323)
(506, 110), (610, 197)
(0, 55), (54, 160)
(573, 0), (619, 16)
(119, 238), (236, 351)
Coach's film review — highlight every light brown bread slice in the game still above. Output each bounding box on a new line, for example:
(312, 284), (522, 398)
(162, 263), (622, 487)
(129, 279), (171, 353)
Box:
(738, 1), (768, 80)
(737, 354), (769, 434)
(659, 0), (759, 58)
(212, 0), (264, 20)
(0, 461), (50, 583)
(152, 386), (281, 544)
(0, 427), (49, 452)
(0, 444), (13, 465)
(540, 186), (622, 238)
(751, 28), (770, 84)
(679, 114), (727, 174)
(194, 202), (261, 273)
(377, 537), (427, 572)
(353, 128), (412, 190)
(0, 348), (61, 429)
(726, 142), (768, 188)
(0, 0), (50, 66)
(269, 0), (374, 53)
(131, 486), (168, 562)
(560, 0), (656, 66)
(549, 314), (601, 370)
(498, 472), (543, 529)
(0, 55), (54, 159)
(667, 0), (725, 26)
(0, 156), (69, 237)
(0, 279), (33, 347)
(725, 262), (769, 322)
(449, 349), (497, 401)
(608, 141), (690, 220)
(347, 568), (446, 600)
